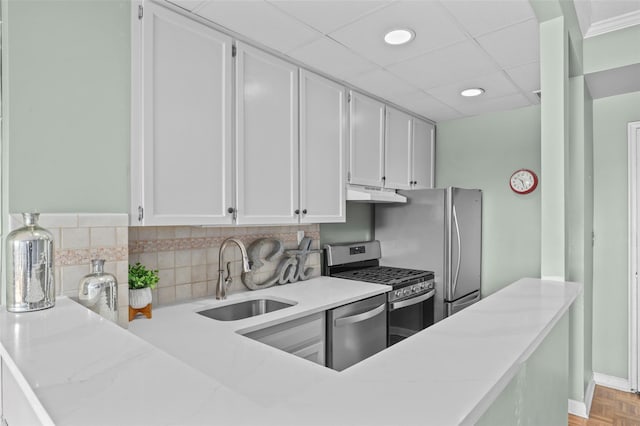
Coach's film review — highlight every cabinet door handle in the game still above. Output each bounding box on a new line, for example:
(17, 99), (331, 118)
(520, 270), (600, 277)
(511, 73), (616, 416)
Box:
(227, 207), (234, 214)
(302, 209), (308, 214)
(295, 209), (300, 215)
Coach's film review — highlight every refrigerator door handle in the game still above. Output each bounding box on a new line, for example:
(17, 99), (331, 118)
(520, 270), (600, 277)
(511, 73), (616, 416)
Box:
(452, 204), (462, 297)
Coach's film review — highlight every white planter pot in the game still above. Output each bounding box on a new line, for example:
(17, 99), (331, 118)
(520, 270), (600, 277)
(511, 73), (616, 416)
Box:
(129, 287), (152, 309)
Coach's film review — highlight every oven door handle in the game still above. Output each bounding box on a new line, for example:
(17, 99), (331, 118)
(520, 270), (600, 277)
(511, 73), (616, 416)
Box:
(389, 290), (435, 312)
(334, 303), (386, 327)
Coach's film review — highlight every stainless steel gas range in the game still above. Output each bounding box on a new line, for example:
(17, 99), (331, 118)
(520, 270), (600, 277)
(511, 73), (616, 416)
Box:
(324, 240), (435, 346)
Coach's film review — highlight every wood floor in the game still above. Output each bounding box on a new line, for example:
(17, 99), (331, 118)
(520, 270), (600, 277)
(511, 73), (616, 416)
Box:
(569, 385), (640, 425)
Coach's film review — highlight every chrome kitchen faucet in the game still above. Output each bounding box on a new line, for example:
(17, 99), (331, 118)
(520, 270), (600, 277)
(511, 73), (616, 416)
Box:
(216, 238), (251, 300)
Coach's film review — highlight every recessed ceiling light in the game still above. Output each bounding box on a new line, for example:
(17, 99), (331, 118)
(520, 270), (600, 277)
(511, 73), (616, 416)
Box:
(384, 29), (415, 46)
(460, 88), (485, 97)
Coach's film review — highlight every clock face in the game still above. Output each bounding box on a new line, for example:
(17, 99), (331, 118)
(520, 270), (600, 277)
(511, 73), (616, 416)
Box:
(510, 169), (538, 194)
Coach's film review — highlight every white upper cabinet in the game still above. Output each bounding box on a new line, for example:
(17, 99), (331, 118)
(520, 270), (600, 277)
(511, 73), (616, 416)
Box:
(299, 70), (346, 224)
(384, 107), (413, 190)
(348, 92), (385, 187)
(135, 2), (233, 225)
(412, 119), (435, 189)
(235, 43), (299, 225)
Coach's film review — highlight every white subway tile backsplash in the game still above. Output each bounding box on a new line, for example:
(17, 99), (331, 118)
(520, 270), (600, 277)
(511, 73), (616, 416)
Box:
(157, 287), (176, 305)
(191, 249), (207, 266)
(61, 228), (90, 249)
(192, 282), (207, 299)
(175, 251), (191, 267)
(138, 252), (158, 270)
(37, 213), (79, 229)
(138, 227), (157, 241)
(191, 265), (206, 282)
(129, 224), (320, 307)
(91, 227), (117, 247)
(157, 269), (175, 288)
(78, 213), (128, 227)
(175, 267), (192, 285)
(116, 227), (129, 246)
(156, 227), (175, 240)
(61, 264), (91, 294)
(157, 251), (175, 269)
(175, 227), (191, 239)
(175, 284), (192, 302)
(191, 227), (207, 238)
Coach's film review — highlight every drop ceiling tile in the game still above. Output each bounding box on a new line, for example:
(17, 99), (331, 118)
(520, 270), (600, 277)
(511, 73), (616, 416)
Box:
(505, 61), (540, 93)
(267, 0), (392, 34)
(476, 18), (539, 69)
(453, 93), (531, 117)
(195, 1), (321, 53)
(440, 0), (536, 37)
(168, 0), (206, 11)
(426, 72), (519, 107)
(329, 1), (467, 67)
(390, 92), (463, 122)
(387, 40), (499, 90)
(287, 37), (379, 81)
(346, 69), (418, 100)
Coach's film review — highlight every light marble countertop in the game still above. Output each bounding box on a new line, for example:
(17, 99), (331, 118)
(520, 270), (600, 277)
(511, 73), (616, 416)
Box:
(0, 276), (581, 426)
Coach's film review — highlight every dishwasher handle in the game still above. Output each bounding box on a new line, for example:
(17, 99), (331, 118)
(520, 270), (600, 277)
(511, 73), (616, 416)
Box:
(334, 303), (386, 327)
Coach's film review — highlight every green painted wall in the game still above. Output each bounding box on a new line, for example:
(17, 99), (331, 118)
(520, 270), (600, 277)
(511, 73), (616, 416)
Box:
(320, 202), (373, 248)
(592, 90), (640, 378)
(567, 76), (594, 401)
(583, 25), (640, 74)
(436, 105), (541, 296)
(6, 0), (130, 213)
(477, 314), (569, 426)
(539, 16), (568, 280)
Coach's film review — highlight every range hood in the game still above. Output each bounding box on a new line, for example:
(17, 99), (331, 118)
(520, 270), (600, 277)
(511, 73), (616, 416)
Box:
(346, 185), (407, 203)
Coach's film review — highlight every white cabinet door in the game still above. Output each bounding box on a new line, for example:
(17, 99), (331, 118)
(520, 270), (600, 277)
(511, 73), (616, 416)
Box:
(236, 43), (299, 225)
(299, 70), (346, 224)
(2, 360), (44, 426)
(138, 3), (233, 225)
(348, 92), (385, 187)
(412, 119), (435, 189)
(384, 107), (413, 190)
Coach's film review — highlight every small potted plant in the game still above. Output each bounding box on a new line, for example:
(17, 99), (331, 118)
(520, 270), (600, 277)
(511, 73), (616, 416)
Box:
(128, 262), (159, 321)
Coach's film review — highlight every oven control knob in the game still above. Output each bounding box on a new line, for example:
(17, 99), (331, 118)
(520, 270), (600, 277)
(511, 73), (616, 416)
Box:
(403, 288), (411, 296)
(395, 290), (403, 298)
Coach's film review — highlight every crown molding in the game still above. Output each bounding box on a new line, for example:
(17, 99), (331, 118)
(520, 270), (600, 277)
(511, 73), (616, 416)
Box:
(585, 9), (640, 38)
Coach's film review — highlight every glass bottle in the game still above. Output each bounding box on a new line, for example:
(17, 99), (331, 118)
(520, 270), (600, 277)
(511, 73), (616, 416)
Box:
(78, 259), (118, 322)
(6, 212), (55, 312)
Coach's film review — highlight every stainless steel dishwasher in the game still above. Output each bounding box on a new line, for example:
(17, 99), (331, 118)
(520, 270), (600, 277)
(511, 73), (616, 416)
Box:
(326, 294), (387, 371)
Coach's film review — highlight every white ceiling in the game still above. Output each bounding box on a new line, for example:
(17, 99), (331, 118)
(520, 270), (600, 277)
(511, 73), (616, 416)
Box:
(168, 0), (640, 123)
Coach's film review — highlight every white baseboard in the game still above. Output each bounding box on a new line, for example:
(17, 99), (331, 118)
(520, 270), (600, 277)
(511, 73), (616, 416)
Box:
(593, 372), (631, 392)
(568, 399), (588, 418)
(568, 376), (597, 418)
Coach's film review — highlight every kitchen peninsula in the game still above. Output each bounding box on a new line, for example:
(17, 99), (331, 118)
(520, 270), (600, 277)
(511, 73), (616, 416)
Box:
(0, 277), (580, 425)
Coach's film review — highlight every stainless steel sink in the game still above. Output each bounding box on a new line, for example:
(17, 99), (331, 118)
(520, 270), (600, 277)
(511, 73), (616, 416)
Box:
(197, 298), (296, 321)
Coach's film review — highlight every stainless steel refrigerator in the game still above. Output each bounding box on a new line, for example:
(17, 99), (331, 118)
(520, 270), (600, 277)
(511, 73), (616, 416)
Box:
(375, 187), (482, 323)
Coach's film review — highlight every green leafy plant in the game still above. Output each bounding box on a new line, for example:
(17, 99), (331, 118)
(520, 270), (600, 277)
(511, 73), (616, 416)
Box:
(128, 262), (159, 290)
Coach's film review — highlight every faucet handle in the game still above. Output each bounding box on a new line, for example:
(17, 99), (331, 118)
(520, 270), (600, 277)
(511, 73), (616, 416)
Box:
(224, 262), (233, 288)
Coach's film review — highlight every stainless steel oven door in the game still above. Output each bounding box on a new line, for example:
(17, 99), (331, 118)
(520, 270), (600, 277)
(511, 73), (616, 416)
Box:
(387, 289), (435, 346)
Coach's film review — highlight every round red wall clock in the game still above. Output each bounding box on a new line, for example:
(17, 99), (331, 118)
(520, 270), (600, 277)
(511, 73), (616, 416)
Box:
(509, 169), (538, 194)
